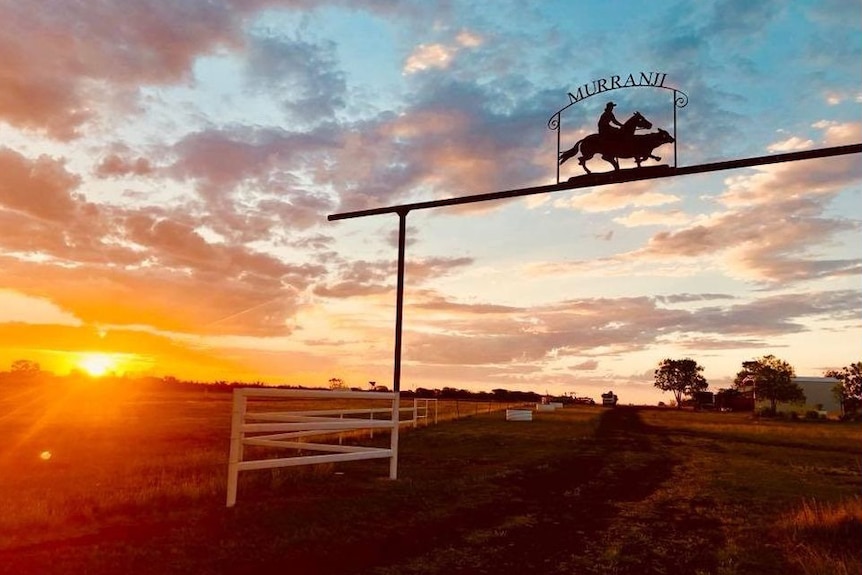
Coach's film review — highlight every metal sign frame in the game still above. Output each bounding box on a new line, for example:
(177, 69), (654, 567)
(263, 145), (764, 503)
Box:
(548, 71), (688, 183)
(329, 144), (861, 396)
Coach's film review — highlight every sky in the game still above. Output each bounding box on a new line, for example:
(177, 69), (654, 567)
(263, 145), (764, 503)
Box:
(0, 0), (860, 404)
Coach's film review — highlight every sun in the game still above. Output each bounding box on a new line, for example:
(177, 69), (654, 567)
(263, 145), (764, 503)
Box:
(77, 353), (117, 377)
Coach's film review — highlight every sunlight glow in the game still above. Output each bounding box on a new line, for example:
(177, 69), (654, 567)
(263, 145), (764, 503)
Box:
(77, 353), (118, 377)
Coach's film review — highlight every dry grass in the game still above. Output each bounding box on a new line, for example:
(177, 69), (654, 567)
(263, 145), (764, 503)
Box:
(0, 380), (518, 548)
(2, 384), (861, 574)
(778, 497), (862, 575)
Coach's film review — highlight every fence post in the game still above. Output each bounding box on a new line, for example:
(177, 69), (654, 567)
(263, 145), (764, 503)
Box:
(226, 390), (247, 507)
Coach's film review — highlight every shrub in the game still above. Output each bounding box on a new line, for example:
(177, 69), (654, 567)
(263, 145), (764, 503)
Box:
(757, 407), (775, 417)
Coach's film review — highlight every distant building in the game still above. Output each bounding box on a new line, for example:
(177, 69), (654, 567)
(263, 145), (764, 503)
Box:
(718, 376), (842, 416)
(791, 376), (841, 415)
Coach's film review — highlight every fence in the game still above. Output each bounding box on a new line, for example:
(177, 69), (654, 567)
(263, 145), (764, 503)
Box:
(226, 392), (517, 506)
(227, 388), (412, 507)
(413, 397), (438, 426)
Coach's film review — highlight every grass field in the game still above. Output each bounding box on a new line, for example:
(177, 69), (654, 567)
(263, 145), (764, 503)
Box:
(1, 380), (860, 574)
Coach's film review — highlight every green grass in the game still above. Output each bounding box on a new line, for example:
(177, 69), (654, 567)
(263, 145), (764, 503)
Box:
(1, 384), (860, 574)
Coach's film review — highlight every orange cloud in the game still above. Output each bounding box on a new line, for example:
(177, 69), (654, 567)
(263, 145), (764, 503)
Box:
(0, 148), (81, 220)
(812, 120), (862, 146)
(403, 29), (483, 74)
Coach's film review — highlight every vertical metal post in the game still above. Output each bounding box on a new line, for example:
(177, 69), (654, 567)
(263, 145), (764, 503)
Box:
(555, 113), (561, 184)
(389, 208), (408, 479)
(673, 90), (678, 168)
(393, 208), (408, 393)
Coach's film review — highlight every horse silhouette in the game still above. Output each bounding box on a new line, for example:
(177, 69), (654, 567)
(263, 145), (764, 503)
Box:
(559, 113), (674, 174)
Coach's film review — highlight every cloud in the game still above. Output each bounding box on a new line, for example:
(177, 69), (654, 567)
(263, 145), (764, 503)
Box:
(95, 154), (156, 178)
(455, 30), (483, 48)
(404, 288), (858, 366)
(244, 34), (346, 125)
(0, 146), (328, 337)
(0, 1), (263, 138)
(0, 290), (82, 326)
(618, 154), (862, 283)
(1, 251), (315, 336)
(613, 209), (693, 228)
(318, 79), (556, 212)
(0, 0), (857, 393)
(167, 124), (340, 240)
(705, 0), (786, 38)
(313, 259), (395, 298)
(412, 292), (524, 315)
(403, 29), (484, 74)
(812, 120), (862, 146)
(553, 180), (681, 213)
(654, 293), (735, 304)
(404, 44), (456, 74)
(313, 256), (473, 298)
(767, 137), (814, 153)
(0, 148), (81, 221)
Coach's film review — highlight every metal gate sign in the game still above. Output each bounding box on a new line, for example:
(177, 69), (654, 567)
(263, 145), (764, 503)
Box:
(549, 71), (688, 182)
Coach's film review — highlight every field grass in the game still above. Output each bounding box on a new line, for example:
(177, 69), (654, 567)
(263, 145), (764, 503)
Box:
(1, 381), (860, 574)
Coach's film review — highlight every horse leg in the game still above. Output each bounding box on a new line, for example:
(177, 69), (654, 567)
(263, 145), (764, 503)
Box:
(650, 154), (661, 162)
(579, 153), (592, 174)
(601, 155), (619, 171)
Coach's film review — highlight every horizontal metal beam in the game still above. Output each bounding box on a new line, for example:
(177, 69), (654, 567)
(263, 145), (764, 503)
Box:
(328, 143), (861, 221)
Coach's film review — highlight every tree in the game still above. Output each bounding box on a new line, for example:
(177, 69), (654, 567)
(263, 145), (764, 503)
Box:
(654, 358), (708, 408)
(10, 359), (40, 376)
(825, 361), (862, 413)
(328, 377), (347, 390)
(734, 355), (803, 415)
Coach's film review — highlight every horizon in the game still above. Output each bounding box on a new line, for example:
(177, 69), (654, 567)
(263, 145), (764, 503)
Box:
(1, 1), (860, 407)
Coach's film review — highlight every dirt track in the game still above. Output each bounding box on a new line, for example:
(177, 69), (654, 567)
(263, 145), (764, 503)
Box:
(362, 406), (717, 575)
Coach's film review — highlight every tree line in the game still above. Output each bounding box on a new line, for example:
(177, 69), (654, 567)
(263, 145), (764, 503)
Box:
(654, 355), (862, 415)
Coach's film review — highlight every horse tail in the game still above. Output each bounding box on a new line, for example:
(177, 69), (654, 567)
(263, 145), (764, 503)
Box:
(559, 138), (584, 165)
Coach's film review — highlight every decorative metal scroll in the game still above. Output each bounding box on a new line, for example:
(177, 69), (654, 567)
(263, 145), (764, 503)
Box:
(549, 72), (688, 183)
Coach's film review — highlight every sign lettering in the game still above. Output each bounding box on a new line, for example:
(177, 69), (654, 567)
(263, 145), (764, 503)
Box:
(567, 72), (668, 104)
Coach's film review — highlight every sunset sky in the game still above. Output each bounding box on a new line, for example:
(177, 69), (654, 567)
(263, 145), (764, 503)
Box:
(0, 1), (860, 404)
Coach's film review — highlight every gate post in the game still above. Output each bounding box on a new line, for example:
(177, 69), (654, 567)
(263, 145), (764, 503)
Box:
(226, 390), (247, 507)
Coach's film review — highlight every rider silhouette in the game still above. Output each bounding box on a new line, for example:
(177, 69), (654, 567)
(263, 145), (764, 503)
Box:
(598, 102), (623, 139)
